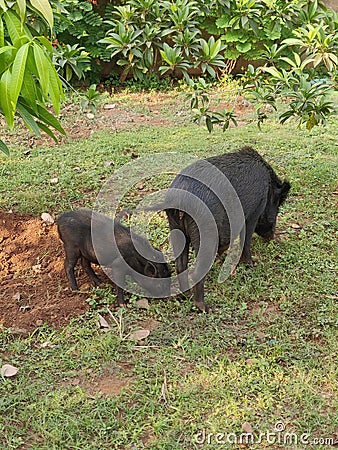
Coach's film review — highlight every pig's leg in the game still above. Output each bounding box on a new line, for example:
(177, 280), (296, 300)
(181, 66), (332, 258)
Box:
(116, 285), (126, 306)
(192, 278), (209, 312)
(176, 241), (191, 294)
(240, 220), (257, 265)
(81, 257), (102, 286)
(169, 228), (191, 295)
(109, 261), (126, 306)
(190, 233), (216, 313)
(64, 246), (80, 291)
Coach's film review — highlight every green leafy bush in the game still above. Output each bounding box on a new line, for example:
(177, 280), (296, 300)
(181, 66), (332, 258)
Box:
(53, 43), (91, 81)
(52, 0), (338, 88)
(0, 0), (65, 155)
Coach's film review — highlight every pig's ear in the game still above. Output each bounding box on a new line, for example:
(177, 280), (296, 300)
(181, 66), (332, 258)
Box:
(279, 180), (291, 206)
(144, 261), (157, 277)
(272, 180), (290, 206)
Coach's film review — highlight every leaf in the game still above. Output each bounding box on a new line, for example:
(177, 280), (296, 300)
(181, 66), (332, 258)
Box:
(97, 314), (111, 329)
(210, 39), (221, 59)
(0, 0), (8, 12)
(128, 329), (150, 341)
(236, 42), (251, 53)
(30, 0), (54, 29)
(16, 0), (26, 22)
(20, 69), (38, 112)
(261, 66), (282, 78)
(242, 422), (253, 434)
(16, 102), (41, 135)
(36, 105), (65, 135)
(0, 70), (14, 129)
(36, 121), (58, 142)
(10, 42), (29, 109)
(32, 42), (50, 97)
(291, 222), (302, 229)
(0, 139), (10, 156)
(0, 15), (4, 47)
(4, 10), (22, 44)
(47, 64), (63, 114)
(0, 45), (13, 56)
(206, 116), (213, 133)
(1, 364), (18, 377)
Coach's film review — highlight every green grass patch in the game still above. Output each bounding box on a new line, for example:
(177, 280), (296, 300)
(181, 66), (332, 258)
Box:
(1, 109), (337, 449)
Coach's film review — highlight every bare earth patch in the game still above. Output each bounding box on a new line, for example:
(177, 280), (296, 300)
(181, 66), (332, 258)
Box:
(0, 210), (111, 332)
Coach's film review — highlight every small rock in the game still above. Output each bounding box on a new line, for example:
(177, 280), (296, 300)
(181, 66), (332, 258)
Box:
(104, 160), (114, 168)
(136, 182), (144, 190)
(136, 298), (149, 309)
(104, 103), (117, 110)
(41, 212), (54, 225)
(87, 113), (95, 119)
(36, 319), (44, 327)
(50, 177), (58, 184)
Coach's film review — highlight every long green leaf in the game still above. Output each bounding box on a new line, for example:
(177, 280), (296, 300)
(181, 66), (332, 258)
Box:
(0, 0), (8, 12)
(4, 10), (22, 44)
(0, 70), (14, 128)
(0, 16), (4, 47)
(36, 35), (53, 53)
(0, 46), (14, 56)
(20, 68), (38, 112)
(16, 0), (26, 22)
(210, 39), (221, 59)
(10, 42), (29, 109)
(16, 102), (41, 135)
(47, 66), (63, 115)
(33, 42), (50, 97)
(36, 121), (58, 142)
(36, 104), (66, 135)
(0, 139), (10, 156)
(30, 0), (53, 29)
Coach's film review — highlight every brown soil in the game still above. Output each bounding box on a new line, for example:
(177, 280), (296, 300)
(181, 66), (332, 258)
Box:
(0, 210), (112, 333)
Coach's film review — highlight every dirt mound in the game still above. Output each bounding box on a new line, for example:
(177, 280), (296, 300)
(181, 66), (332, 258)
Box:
(0, 211), (111, 333)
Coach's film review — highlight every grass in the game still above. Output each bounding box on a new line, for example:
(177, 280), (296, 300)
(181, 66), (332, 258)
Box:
(0, 96), (338, 449)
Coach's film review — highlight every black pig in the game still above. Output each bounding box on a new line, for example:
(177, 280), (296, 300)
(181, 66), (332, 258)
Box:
(57, 208), (171, 305)
(165, 147), (290, 312)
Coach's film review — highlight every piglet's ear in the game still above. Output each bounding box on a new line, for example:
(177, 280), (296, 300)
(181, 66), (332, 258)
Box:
(144, 261), (157, 277)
